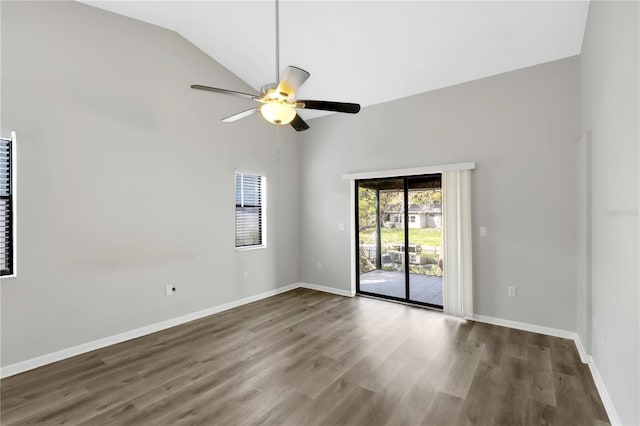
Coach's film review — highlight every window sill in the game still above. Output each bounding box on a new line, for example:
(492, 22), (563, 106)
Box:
(236, 245), (266, 252)
(1, 274), (17, 280)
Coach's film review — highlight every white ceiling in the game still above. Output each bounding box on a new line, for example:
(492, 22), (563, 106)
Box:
(83, 1), (589, 120)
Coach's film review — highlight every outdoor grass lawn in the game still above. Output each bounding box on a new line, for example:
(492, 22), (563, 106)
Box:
(360, 227), (442, 247)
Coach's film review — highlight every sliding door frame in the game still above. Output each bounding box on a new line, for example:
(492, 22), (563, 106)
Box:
(355, 175), (443, 310)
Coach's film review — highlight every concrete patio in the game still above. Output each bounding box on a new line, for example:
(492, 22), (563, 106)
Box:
(359, 269), (443, 307)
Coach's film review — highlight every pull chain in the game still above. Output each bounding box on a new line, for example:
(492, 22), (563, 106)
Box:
(277, 126), (281, 164)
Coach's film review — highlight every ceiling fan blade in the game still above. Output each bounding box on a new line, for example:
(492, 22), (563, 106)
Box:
(191, 85), (259, 101)
(221, 108), (258, 123)
(276, 66), (310, 98)
(290, 114), (310, 132)
(297, 100), (360, 114)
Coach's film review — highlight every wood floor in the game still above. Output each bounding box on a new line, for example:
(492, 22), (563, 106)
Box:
(1, 288), (609, 425)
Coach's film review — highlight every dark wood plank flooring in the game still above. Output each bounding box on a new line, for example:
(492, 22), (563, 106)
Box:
(0, 288), (609, 425)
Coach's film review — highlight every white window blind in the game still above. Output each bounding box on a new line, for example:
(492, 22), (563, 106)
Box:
(0, 137), (13, 276)
(442, 169), (473, 318)
(235, 172), (264, 248)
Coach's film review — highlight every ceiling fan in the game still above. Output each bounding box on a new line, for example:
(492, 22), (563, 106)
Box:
(190, 1), (360, 132)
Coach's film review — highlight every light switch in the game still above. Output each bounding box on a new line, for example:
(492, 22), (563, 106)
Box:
(479, 227), (487, 237)
(338, 223), (345, 231)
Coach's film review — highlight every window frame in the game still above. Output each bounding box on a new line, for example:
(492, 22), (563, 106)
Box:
(234, 171), (267, 251)
(1, 131), (16, 278)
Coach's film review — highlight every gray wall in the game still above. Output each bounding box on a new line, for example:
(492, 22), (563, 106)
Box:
(0, 1), (300, 366)
(580, 2), (639, 424)
(300, 57), (582, 331)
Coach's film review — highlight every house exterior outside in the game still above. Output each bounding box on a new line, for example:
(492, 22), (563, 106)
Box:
(384, 203), (442, 229)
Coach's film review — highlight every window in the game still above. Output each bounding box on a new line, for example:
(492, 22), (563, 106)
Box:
(235, 172), (265, 248)
(409, 215), (416, 223)
(1, 135), (14, 276)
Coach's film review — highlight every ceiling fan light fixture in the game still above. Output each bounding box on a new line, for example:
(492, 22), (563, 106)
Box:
(260, 102), (296, 125)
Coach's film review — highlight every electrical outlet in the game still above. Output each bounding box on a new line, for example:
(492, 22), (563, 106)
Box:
(338, 223), (345, 231)
(480, 227), (487, 237)
(317, 262), (322, 270)
(165, 284), (176, 296)
(508, 286), (516, 297)
(243, 271), (248, 280)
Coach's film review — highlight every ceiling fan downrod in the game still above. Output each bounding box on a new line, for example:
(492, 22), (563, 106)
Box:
(275, 0), (280, 83)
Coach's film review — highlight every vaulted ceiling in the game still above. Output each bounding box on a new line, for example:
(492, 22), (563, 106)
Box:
(83, 1), (589, 119)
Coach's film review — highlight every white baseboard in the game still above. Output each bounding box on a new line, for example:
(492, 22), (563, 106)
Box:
(0, 283), (299, 379)
(470, 314), (620, 426)
(469, 313), (578, 341)
(587, 358), (622, 426)
(298, 282), (355, 298)
(572, 333), (593, 364)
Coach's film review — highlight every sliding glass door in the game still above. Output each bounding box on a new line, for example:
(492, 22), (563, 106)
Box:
(407, 176), (443, 306)
(356, 174), (443, 309)
(357, 178), (405, 299)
